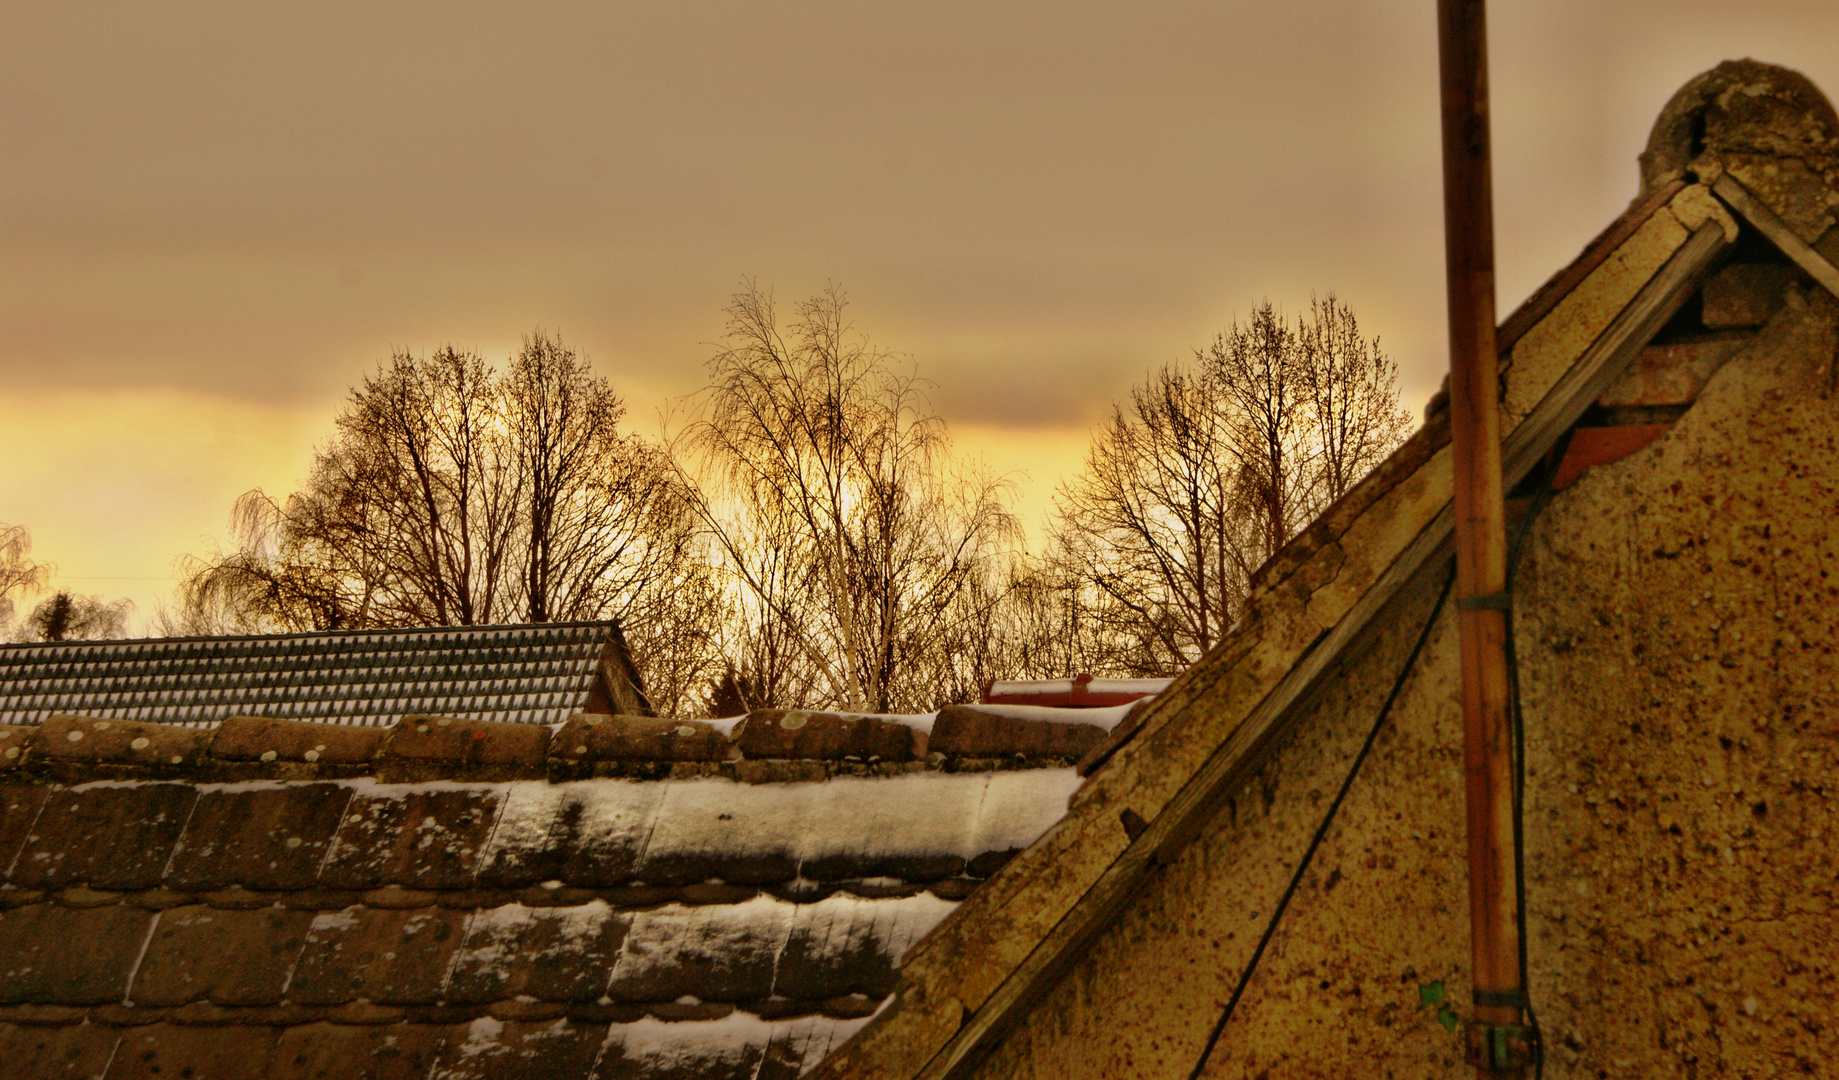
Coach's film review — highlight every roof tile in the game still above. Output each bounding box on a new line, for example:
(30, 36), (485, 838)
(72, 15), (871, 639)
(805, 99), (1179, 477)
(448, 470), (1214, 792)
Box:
(129, 905), (314, 1007)
(429, 1017), (608, 1080)
(478, 782), (666, 890)
(607, 897), (791, 1004)
(11, 783), (196, 891)
(210, 716), (387, 765)
(735, 712), (926, 764)
(0, 784), (49, 878)
(0, 903), (156, 1005)
(380, 717), (551, 781)
(321, 787), (503, 891)
(287, 907), (468, 1007)
(110, 1023), (281, 1080)
(445, 901), (629, 1005)
(39, 715), (208, 771)
(268, 1021), (450, 1080)
(0, 727), (33, 770)
(0, 1021), (121, 1077)
(929, 704), (1112, 761)
(549, 714), (734, 770)
(166, 784), (353, 892)
(0, 623), (630, 729)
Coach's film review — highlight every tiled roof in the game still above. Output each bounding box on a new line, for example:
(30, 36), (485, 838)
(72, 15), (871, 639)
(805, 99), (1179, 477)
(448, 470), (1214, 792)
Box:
(0, 623), (643, 728)
(0, 704), (1126, 1078)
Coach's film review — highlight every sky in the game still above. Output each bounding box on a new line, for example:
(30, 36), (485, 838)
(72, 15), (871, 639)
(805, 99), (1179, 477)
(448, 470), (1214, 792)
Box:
(4, 0), (1839, 632)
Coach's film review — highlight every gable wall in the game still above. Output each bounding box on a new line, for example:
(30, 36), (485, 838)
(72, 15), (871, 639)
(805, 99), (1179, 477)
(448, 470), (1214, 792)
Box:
(970, 289), (1839, 1078)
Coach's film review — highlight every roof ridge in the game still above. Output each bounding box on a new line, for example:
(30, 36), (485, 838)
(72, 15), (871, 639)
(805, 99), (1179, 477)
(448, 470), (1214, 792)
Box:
(0, 702), (1146, 787)
(0, 620), (624, 654)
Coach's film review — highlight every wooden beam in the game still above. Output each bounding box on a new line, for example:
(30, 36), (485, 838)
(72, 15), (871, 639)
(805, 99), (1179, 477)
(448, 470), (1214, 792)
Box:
(914, 216), (1730, 1080)
(1711, 173), (1839, 300)
(1496, 180), (1686, 355)
(1502, 218), (1728, 482)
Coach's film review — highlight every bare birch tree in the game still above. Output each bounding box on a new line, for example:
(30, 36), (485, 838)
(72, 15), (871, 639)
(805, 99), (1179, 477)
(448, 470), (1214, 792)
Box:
(1296, 294), (1412, 505)
(1050, 365), (1248, 674)
(674, 282), (1019, 714)
(1051, 294), (1410, 673)
(0, 525), (51, 630)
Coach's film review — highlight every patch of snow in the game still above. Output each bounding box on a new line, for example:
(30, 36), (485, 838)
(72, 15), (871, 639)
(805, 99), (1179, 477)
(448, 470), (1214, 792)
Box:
(785, 891), (958, 970)
(477, 780), (667, 882)
(633, 769), (1080, 867)
(336, 777), (508, 797)
(457, 1014), (505, 1058)
(611, 894), (796, 995)
(309, 907), (362, 933)
(606, 1011), (873, 1076)
(971, 769), (1085, 853)
(414, 769), (1082, 881)
(702, 714), (748, 737)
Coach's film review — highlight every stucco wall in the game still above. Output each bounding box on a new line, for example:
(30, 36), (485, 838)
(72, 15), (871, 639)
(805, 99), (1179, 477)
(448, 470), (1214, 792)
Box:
(973, 290), (1839, 1079)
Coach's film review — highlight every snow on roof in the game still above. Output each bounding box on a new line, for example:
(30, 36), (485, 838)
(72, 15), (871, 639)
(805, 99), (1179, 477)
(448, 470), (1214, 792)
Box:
(0, 707), (1093, 1078)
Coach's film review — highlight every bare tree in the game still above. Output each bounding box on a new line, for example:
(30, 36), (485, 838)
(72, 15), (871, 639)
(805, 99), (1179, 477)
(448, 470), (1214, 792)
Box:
(1051, 295), (1411, 674)
(176, 335), (714, 705)
(20, 590), (132, 642)
(1208, 302), (1312, 557)
(674, 282), (1020, 714)
(1296, 294), (1412, 506)
(1051, 364), (1248, 673)
(0, 524), (51, 630)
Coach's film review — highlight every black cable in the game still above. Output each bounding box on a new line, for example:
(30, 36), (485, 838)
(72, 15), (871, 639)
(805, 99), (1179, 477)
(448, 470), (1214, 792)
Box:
(1503, 484), (1553, 1077)
(1187, 564), (1457, 1080)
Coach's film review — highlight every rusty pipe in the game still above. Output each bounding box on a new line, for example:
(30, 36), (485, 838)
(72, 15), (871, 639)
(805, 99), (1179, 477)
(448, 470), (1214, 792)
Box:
(1435, 0), (1529, 1072)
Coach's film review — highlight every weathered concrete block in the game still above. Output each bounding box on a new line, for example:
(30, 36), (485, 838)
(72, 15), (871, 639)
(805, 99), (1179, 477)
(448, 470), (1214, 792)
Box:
(929, 705), (1110, 761)
(39, 715), (208, 770)
(549, 714), (734, 766)
(210, 716), (387, 765)
(735, 711), (926, 762)
(379, 716), (551, 780)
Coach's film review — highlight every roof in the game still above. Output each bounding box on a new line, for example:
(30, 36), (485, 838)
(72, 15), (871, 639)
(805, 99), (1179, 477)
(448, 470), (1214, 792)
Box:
(0, 622), (651, 729)
(813, 59), (1839, 1080)
(0, 702), (1125, 1078)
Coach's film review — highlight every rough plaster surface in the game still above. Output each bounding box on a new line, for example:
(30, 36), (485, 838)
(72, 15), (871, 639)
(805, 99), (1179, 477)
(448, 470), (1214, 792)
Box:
(968, 290), (1839, 1079)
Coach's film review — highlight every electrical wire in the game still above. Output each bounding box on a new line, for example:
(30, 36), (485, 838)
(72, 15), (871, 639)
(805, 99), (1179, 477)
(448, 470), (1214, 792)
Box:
(1186, 564), (1457, 1080)
(1503, 483), (1554, 1077)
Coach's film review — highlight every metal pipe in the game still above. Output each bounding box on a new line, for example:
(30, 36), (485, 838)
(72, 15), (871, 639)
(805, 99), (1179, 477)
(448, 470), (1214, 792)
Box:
(1435, 0), (1529, 1072)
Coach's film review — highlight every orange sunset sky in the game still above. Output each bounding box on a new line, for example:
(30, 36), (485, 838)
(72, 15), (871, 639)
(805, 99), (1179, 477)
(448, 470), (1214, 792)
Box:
(5, 1), (1839, 631)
